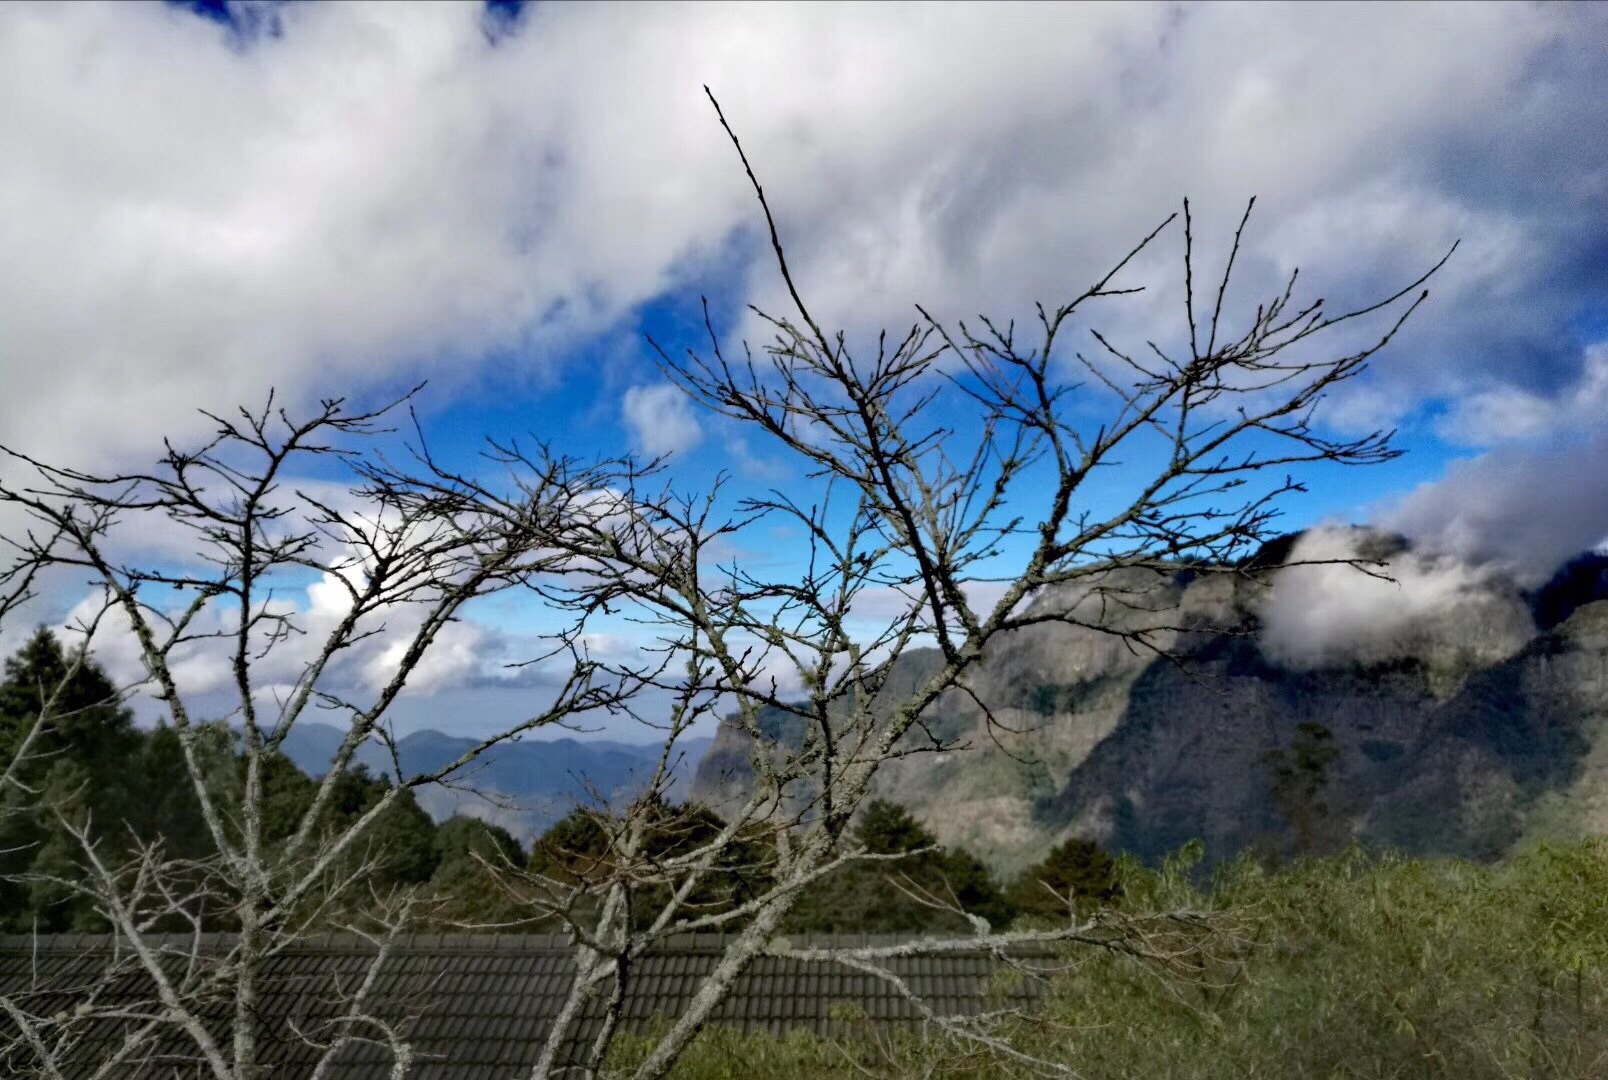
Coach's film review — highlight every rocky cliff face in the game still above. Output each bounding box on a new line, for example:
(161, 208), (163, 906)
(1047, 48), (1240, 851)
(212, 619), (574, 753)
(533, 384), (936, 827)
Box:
(690, 534), (1608, 874)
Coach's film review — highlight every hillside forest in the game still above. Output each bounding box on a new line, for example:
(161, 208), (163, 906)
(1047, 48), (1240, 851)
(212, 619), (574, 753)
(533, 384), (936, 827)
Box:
(0, 627), (1112, 938)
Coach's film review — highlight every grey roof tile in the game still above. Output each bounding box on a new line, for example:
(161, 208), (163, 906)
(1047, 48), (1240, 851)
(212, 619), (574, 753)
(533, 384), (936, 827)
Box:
(1, 932), (1055, 1078)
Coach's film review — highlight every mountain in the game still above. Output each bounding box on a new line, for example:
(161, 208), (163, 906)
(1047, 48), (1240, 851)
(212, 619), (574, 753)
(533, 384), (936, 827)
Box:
(691, 532), (1608, 874)
(278, 725), (712, 845)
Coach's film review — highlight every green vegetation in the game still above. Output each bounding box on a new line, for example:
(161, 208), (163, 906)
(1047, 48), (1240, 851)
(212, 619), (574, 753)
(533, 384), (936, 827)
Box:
(524, 798), (777, 932)
(0, 627), (147, 930)
(0, 637), (1039, 939)
(8, 632), (1608, 1077)
(0, 633), (1047, 936)
(1265, 720), (1342, 855)
(0, 630), (543, 932)
(609, 841), (1608, 1078)
(786, 799), (1013, 933)
(1005, 834), (1119, 919)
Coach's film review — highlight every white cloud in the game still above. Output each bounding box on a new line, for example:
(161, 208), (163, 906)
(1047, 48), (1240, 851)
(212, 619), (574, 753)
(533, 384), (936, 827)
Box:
(1436, 344), (1608, 446)
(622, 383), (702, 458)
(1348, 344), (1608, 588)
(31, 488), (573, 725)
(0, 0), (1602, 478)
(4, 0), (1608, 733)
(1380, 432), (1608, 587)
(56, 565), (513, 712)
(1257, 526), (1532, 670)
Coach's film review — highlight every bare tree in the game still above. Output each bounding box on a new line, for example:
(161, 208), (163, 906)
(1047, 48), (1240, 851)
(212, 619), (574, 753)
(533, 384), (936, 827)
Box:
(356, 91), (1452, 1078)
(0, 86), (1450, 1078)
(0, 396), (645, 1077)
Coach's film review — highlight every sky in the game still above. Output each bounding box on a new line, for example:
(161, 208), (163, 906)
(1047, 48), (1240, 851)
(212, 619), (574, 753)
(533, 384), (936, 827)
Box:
(2, 0), (1606, 738)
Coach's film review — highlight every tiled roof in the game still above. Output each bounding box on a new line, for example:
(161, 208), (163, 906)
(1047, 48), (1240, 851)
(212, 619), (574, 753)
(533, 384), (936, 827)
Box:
(0, 933), (1057, 1078)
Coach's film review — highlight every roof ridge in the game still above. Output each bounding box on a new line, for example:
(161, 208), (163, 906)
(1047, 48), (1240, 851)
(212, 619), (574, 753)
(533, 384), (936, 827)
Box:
(0, 930), (1064, 955)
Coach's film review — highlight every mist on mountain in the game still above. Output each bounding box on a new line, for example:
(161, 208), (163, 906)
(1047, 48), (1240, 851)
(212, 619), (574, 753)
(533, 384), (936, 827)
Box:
(693, 531), (1608, 873)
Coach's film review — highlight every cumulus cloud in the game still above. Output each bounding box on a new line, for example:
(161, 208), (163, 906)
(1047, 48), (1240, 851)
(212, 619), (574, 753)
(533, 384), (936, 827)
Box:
(17, 471), (583, 727)
(7, 1), (1608, 732)
(1362, 344), (1608, 586)
(1380, 433), (1608, 588)
(0, 1), (1604, 477)
(1435, 345), (1608, 446)
(1257, 527), (1533, 670)
(57, 566), (539, 717)
(622, 383), (702, 458)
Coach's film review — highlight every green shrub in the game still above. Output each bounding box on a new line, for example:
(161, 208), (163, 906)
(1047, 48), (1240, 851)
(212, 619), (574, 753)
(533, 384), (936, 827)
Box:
(613, 841), (1608, 1078)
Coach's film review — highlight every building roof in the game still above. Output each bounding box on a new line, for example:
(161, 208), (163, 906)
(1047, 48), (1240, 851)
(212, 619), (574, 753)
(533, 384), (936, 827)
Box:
(0, 933), (1058, 1078)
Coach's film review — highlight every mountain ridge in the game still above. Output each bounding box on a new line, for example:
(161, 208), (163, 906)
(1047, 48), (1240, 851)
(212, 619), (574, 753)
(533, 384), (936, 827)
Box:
(691, 533), (1608, 874)
(277, 724), (712, 845)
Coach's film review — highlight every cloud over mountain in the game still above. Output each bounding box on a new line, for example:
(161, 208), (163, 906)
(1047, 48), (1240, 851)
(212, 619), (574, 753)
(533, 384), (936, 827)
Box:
(1257, 527), (1533, 671)
(5, 1), (1607, 738)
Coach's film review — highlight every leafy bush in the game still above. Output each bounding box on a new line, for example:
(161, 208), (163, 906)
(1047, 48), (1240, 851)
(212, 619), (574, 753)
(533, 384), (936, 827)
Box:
(612, 841), (1608, 1078)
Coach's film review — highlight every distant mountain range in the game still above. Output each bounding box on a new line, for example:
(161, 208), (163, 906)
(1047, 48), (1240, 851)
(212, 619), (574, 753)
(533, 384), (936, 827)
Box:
(693, 535), (1608, 874)
(278, 724), (712, 845)
(276, 536), (1608, 868)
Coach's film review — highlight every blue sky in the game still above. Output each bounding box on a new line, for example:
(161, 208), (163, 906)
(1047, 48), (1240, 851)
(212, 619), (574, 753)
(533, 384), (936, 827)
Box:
(2, 1), (1606, 736)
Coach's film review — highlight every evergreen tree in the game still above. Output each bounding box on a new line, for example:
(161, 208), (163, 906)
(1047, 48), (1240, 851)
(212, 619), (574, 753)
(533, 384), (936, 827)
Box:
(1008, 836), (1120, 921)
(526, 799), (775, 932)
(132, 724), (216, 863)
(1267, 721), (1342, 856)
(0, 629), (141, 931)
(428, 816), (527, 926)
(435, 815), (525, 868)
(528, 805), (612, 882)
(0, 628), (137, 769)
(854, 798), (936, 855)
(787, 799), (1011, 933)
(304, 764), (440, 899)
